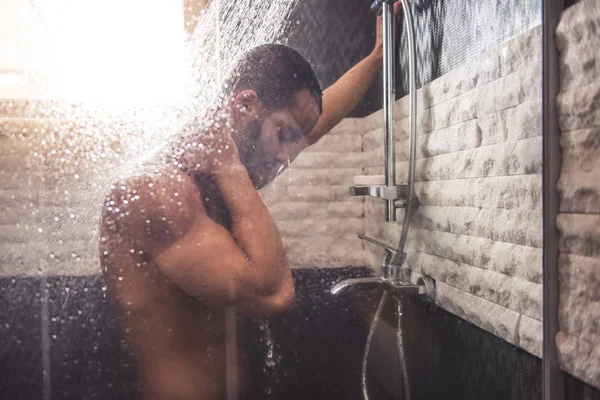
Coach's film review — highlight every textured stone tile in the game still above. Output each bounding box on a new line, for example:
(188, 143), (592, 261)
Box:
(267, 201), (363, 221)
(556, 0), (600, 52)
(414, 136), (542, 181)
(0, 224), (38, 243)
(0, 188), (39, 208)
(559, 253), (600, 303)
(393, 85), (431, 120)
(425, 119), (482, 156)
(404, 249), (453, 283)
(0, 135), (37, 155)
(363, 109), (383, 132)
(282, 235), (370, 268)
(556, 331), (600, 390)
(558, 128), (600, 214)
(0, 117), (62, 138)
(364, 220), (402, 249)
(518, 315), (542, 358)
(414, 175), (542, 211)
(43, 259), (100, 276)
(559, 292), (600, 347)
(303, 134), (362, 153)
(0, 242), (43, 277)
(510, 100), (543, 141)
(362, 122), (410, 152)
(364, 197), (386, 222)
(282, 167), (362, 186)
(557, 78), (600, 132)
(473, 63), (542, 119)
(435, 282), (520, 345)
(406, 228), (542, 284)
(498, 26), (542, 78)
(559, 37), (600, 92)
(557, 213), (600, 259)
(291, 152), (365, 169)
(432, 97), (461, 132)
(285, 185), (363, 203)
(0, 154), (31, 173)
(276, 217), (363, 238)
(258, 182), (288, 204)
(362, 128), (384, 151)
(445, 262), (542, 320)
(558, 253), (600, 345)
(328, 118), (365, 135)
(364, 119), (482, 163)
(411, 206), (542, 248)
(39, 239), (98, 263)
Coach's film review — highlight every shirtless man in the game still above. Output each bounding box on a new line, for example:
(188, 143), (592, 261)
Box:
(100, 8), (398, 399)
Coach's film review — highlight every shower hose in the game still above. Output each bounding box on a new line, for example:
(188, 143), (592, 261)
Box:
(361, 291), (411, 400)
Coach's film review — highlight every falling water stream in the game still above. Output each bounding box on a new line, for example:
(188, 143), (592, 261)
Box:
(11, 0), (300, 273)
(4, 0), (299, 396)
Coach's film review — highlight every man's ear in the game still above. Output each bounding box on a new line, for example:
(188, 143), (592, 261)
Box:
(233, 90), (263, 120)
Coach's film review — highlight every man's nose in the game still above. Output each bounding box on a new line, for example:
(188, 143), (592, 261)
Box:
(276, 147), (291, 165)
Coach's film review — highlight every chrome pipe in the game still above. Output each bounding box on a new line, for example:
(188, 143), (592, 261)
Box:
(396, 0), (417, 252)
(382, 2), (396, 222)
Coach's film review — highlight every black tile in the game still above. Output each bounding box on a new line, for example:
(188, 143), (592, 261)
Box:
(46, 275), (138, 400)
(400, 295), (543, 400)
(565, 373), (600, 400)
(244, 267), (394, 400)
(0, 277), (43, 400)
(245, 267), (546, 400)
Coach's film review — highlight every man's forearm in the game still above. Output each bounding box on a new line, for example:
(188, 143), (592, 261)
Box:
(214, 164), (288, 294)
(306, 52), (382, 144)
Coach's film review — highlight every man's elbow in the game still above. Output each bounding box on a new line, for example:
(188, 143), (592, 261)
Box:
(266, 278), (296, 315)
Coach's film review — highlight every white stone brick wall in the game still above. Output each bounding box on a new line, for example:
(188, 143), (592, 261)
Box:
(259, 118), (371, 268)
(0, 112), (109, 277)
(555, 0), (600, 389)
(357, 25), (544, 357)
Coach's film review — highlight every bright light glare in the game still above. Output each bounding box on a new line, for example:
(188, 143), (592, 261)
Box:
(0, 70), (24, 86)
(35, 0), (185, 106)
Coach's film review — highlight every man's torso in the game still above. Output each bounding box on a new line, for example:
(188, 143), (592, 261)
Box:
(101, 172), (249, 400)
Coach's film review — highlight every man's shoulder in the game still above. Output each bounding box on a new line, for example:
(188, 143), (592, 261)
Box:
(105, 168), (198, 209)
(101, 168), (201, 242)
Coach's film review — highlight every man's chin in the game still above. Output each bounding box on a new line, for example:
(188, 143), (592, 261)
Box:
(248, 171), (267, 189)
(248, 170), (276, 189)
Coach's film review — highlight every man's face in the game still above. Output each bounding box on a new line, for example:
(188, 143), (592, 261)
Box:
(235, 89), (321, 188)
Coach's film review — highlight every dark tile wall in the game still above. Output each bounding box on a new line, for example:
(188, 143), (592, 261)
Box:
(286, 0), (381, 118)
(0, 269), (599, 400)
(0, 278), (43, 400)
(46, 276), (138, 400)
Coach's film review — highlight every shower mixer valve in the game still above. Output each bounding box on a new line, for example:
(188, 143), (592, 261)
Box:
(330, 233), (436, 303)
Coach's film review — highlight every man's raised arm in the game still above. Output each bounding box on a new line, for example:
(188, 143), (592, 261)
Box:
(305, 3), (401, 145)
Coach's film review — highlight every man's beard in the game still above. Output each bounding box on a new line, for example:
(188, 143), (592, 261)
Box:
(237, 120), (267, 188)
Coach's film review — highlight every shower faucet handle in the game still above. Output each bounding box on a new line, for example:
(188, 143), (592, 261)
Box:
(358, 234), (406, 279)
(358, 234), (398, 254)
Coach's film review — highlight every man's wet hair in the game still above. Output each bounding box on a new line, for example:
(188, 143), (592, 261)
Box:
(229, 44), (323, 113)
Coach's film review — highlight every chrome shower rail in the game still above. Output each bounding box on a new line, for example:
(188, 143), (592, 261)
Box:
(397, 0), (417, 251)
(383, 1), (397, 222)
(349, 0), (418, 235)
